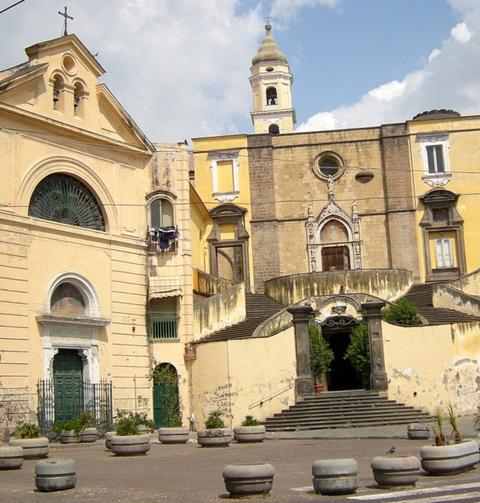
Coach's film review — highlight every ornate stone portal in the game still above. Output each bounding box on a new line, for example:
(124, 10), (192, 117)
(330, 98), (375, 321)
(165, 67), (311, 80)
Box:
(306, 176), (362, 272)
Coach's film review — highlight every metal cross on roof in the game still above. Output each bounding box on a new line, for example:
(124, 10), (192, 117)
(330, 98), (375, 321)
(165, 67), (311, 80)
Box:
(58, 6), (73, 36)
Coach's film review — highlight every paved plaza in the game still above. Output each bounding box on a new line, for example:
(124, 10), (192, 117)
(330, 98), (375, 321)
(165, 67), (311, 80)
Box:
(1, 420), (480, 503)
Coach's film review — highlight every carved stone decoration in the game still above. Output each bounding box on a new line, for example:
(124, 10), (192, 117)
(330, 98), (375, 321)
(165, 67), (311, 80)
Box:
(209, 151), (240, 203)
(422, 174), (452, 187)
(306, 202), (317, 272)
(351, 201), (362, 269)
(321, 315), (357, 328)
(305, 178), (362, 272)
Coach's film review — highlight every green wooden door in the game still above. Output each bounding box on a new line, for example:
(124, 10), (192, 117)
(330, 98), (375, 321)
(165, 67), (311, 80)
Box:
(53, 349), (83, 422)
(153, 382), (179, 428)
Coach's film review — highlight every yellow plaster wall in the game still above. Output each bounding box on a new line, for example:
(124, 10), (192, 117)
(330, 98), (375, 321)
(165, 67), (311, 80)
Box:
(408, 116), (480, 280)
(383, 320), (480, 415)
(192, 134), (255, 290)
(191, 326), (296, 428)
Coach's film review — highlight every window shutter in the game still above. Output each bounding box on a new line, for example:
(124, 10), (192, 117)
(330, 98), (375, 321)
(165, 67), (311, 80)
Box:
(435, 239), (444, 268)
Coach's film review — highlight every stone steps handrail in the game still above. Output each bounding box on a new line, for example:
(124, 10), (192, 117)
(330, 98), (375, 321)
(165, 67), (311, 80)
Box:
(432, 283), (480, 319)
(248, 383), (294, 410)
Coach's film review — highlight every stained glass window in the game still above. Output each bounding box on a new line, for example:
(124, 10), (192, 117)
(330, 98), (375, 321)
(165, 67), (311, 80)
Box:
(29, 174), (105, 231)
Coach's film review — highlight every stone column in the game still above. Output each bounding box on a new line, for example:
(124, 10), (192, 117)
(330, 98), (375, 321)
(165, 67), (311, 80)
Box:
(361, 301), (388, 391)
(287, 305), (314, 401)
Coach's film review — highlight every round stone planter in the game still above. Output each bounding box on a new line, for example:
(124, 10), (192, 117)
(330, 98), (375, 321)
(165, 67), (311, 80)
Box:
(407, 423), (430, 440)
(110, 434), (150, 456)
(223, 463), (274, 497)
(0, 446), (23, 470)
(312, 458), (358, 495)
(80, 427), (98, 443)
(35, 458), (76, 492)
(197, 428), (232, 447)
(105, 431), (116, 450)
(158, 427), (189, 444)
(421, 440), (480, 475)
(60, 430), (80, 444)
(371, 456), (420, 488)
(234, 425), (266, 443)
(9, 437), (49, 459)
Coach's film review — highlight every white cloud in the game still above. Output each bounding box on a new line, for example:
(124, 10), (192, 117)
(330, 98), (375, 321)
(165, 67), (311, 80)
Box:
(269, 0), (339, 22)
(428, 48), (442, 62)
(451, 22), (472, 43)
(368, 81), (406, 102)
(298, 3), (480, 132)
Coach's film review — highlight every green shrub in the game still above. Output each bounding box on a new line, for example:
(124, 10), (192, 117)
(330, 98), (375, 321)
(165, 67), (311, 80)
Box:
(382, 298), (422, 327)
(77, 411), (94, 429)
(344, 322), (371, 389)
(12, 422), (40, 439)
(115, 410), (154, 431)
(115, 417), (140, 436)
(205, 410), (225, 429)
(166, 414), (182, 427)
(309, 324), (334, 383)
(241, 415), (260, 427)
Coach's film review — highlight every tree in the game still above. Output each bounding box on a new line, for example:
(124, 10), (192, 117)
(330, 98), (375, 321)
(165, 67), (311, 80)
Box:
(308, 324), (334, 385)
(344, 322), (371, 389)
(382, 298), (422, 326)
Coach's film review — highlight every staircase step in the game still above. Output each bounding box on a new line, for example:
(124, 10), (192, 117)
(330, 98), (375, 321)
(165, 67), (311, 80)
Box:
(264, 389), (431, 432)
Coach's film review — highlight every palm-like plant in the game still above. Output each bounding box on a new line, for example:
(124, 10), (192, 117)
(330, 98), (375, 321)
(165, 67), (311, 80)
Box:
(432, 407), (447, 446)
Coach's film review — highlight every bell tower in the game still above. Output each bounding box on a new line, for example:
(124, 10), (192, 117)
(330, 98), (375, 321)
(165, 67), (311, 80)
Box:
(250, 23), (296, 134)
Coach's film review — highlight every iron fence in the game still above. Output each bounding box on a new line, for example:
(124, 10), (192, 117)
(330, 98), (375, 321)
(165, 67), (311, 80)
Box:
(37, 379), (113, 439)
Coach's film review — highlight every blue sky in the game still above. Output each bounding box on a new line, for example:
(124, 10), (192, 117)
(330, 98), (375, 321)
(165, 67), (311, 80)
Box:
(0, 0), (477, 140)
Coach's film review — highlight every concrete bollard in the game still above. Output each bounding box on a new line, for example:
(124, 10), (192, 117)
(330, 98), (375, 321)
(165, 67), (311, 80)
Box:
(407, 423), (430, 440)
(9, 437), (49, 459)
(0, 446), (23, 470)
(35, 458), (76, 492)
(223, 463), (274, 497)
(312, 458), (358, 495)
(371, 456), (420, 488)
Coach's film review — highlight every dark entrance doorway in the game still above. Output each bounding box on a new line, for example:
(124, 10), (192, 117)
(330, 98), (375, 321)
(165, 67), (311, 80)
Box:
(321, 317), (362, 391)
(321, 246), (350, 271)
(152, 363), (180, 428)
(53, 349), (84, 422)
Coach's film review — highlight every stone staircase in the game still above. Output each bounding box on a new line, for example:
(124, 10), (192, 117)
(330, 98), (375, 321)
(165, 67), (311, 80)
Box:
(404, 283), (479, 324)
(263, 390), (431, 431)
(200, 292), (284, 342)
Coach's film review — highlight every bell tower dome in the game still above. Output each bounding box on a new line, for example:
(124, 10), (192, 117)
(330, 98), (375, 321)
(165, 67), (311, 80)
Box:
(250, 23), (296, 134)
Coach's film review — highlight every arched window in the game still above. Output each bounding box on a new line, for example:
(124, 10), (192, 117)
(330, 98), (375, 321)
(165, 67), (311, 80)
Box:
(52, 74), (65, 111)
(268, 124), (280, 135)
(320, 220), (349, 243)
(73, 82), (86, 117)
(28, 173), (105, 231)
(150, 198), (174, 229)
(51, 283), (86, 317)
(266, 86), (278, 105)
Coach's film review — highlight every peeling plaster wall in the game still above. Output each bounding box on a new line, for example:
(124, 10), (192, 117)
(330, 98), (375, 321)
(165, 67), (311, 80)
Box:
(191, 327), (296, 428)
(193, 282), (245, 339)
(433, 284), (480, 318)
(447, 269), (480, 297)
(265, 269), (412, 306)
(383, 321), (480, 415)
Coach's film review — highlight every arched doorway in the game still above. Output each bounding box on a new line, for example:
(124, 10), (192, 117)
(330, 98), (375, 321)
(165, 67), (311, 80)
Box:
(53, 349), (84, 422)
(321, 316), (362, 391)
(152, 363), (180, 428)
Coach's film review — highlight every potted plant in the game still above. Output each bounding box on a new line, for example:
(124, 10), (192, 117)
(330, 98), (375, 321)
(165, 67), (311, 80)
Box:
(344, 322), (371, 389)
(53, 418), (83, 444)
(110, 414), (150, 456)
(420, 406), (479, 475)
(158, 413), (189, 444)
(197, 410), (232, 447)
(234, 415), (266, 443)
(309, 325), (334, 392)
(78, 411), (98, 443)
(9, 422), (49, 459)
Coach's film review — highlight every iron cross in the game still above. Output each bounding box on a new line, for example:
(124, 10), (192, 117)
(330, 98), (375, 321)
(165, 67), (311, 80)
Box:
(58, 6), (73, 36)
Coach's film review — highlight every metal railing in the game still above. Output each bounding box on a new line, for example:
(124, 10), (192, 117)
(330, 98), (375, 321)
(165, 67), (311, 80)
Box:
(149, 318), (178, 340)
(37, 380), (113, 439)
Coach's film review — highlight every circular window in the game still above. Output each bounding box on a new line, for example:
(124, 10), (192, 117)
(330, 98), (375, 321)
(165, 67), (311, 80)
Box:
(355, 170), (374, 184)
(313, 152), (345, 181)
(62, 54), (77, 75)
(266, 66), (274, 72)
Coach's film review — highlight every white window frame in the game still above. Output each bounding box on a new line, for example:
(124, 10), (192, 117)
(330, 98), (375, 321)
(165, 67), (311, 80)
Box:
(418, 134), (451, 186)
(209, 151), (240, 202)
(435, 238), (453, 268)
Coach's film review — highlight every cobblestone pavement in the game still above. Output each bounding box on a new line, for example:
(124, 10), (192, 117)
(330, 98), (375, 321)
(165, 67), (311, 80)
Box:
(1, 433), (480, 503)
